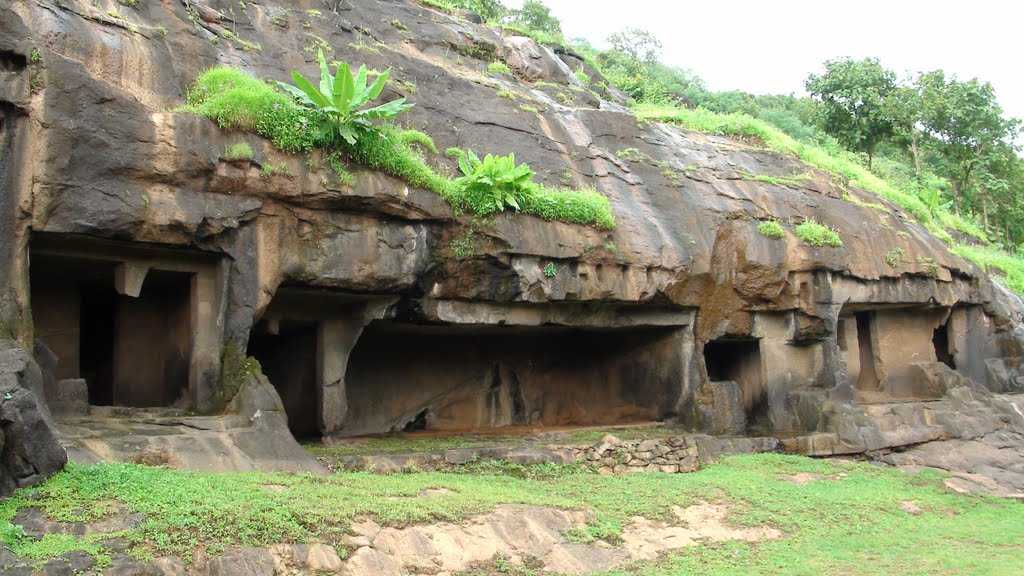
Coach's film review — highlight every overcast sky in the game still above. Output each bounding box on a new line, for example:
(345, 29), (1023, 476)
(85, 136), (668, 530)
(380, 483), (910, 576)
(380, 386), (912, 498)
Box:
(510, 0), (1024, 120)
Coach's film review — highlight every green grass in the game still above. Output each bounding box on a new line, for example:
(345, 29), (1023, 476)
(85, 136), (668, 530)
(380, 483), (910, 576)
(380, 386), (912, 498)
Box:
(741, 171), (811, 188)
(487, 60), (512, 76)
(757, 220), (785, 239)
(3, 455), (1022, 574)
(184, 67), (323, 153)
(634, 104), (990, 245)
(222, 141), (254, 161)
(794, 219), (843, 247)
(951, 244), (1024, 295)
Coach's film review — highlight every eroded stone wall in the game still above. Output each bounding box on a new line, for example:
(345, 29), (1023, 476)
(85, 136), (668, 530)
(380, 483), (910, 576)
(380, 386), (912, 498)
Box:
(341, 323), (687, 436)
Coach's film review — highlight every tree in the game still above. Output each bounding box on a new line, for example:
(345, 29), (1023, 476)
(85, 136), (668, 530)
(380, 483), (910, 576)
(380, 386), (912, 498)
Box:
(508, 0), (561, 35)
(883, 84), (925, 181)
(916, 70), (1019, 214)
(805, 57), (897, 169)
(605, 28), (662, 71)
(594, 28), (666, 102)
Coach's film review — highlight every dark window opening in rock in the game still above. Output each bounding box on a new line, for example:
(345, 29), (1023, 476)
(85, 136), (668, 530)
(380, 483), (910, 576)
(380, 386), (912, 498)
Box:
(248, 320), (321, 440)
(341, 322), (682, 437)
(0, 50), (27, 72)
(933, 319), (955, 369)
(30, 255), (193, 408)
(703, 338), (766, 434)
(855, 312), (879, 391)
(403, 409), (429, 432)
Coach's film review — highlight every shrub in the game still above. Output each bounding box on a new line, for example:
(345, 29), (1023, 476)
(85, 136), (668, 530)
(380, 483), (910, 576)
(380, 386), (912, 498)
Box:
(487, 61), (512, 76)
(543, 262), (557, 277)
(277, 49), (411, 145)
(448, 149), (535, 214)
(794, 219), (843, 247)
(885, 247), (905, 267)
(223, 142), (254, 161)
(757, 220), (785, 239)
(446, 147), (616, 229)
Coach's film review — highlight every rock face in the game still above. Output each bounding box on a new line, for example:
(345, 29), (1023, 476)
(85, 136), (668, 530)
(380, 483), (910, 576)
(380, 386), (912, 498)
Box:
(0, 342), (67, 496)
(2, 0), (1024, 451)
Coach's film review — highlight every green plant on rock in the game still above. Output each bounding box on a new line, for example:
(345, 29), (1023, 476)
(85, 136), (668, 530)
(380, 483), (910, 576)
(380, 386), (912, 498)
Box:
(487, 61), (511, 76)
(758, 220), (785, 239)
(448, 148), (534, 215)
(223, 142), (254, 161)
(794, 219), (843, 247)
(885, 247), (905, 267)
(277, 49), (411, 145)
(543, 262), (558, 277)
(185, 67), (323, 153)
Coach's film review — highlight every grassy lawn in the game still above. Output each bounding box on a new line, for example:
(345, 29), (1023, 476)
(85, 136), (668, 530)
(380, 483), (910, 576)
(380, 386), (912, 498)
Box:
(1, 454), (1021, 574)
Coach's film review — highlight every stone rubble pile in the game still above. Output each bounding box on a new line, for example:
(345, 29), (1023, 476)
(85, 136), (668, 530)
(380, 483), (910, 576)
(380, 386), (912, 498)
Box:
(571, 433), (781, 474)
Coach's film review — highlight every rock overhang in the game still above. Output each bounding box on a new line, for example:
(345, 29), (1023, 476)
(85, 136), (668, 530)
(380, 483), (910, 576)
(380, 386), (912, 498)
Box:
(0, 0), (1021, 451)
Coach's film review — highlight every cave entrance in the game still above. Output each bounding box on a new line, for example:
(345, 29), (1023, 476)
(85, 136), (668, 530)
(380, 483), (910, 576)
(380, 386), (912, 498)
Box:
(340, 322), (683, 436)
(703, 338), (767, 434)
(30, 255), (193, 408)
(855, 311), (879, 391)
(933, 318), (955, 369)
(248, 320), (321, 440)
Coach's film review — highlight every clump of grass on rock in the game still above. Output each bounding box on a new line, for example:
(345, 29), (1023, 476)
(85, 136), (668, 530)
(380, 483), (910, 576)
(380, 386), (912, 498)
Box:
(757, 219), (785, 239)
(794, 219), (843, 247)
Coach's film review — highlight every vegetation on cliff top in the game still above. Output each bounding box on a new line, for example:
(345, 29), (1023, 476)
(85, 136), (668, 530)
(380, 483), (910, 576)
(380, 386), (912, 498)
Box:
(183, 53), (614, 230)
(2, 454), (1021, 573)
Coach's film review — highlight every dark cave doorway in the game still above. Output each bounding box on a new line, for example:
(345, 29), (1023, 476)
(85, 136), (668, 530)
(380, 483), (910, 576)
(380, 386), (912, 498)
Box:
(248, 320), (322, 440)
(703, 338), (769, 434)
(31, 255), (193, 408)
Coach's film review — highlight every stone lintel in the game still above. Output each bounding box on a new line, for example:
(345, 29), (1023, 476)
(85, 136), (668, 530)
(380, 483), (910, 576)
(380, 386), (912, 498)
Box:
(420, 298), (693, 328)
(114, 262), (150, 298)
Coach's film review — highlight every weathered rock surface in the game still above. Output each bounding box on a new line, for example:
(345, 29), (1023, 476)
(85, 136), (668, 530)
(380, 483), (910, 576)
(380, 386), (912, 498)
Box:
(2, 0), (1024, 465)
(57, 373), (325, 473)
(0, 503), (779, 576)
(0, 342), (67, 496)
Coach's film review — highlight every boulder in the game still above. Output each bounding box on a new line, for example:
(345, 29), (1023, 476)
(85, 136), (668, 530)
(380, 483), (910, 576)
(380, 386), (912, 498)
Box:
(907, 362), (974, 399)
(0, 342), (67, 496)
(47, 379), (88, 417)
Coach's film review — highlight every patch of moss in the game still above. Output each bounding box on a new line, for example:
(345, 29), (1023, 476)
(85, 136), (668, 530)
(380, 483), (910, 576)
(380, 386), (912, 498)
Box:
(216, 341), (262, 410)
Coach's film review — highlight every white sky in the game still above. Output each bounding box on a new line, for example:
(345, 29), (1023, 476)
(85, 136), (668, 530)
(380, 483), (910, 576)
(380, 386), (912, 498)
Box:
(509, 0), (1024, 120)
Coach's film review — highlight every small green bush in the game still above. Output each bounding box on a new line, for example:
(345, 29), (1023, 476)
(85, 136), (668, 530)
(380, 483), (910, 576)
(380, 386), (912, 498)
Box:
(277, 49), (411, 145)
(487, 61), (512, 76)
(757, 220), (785, 239)
(446, 147), (615, 229)
(885, 247), (905, 267)
(543, 262), (557, 277)
(449, 149), (535, 214)
(223, 142), (254, 161)
(794, 219), (843, 247)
